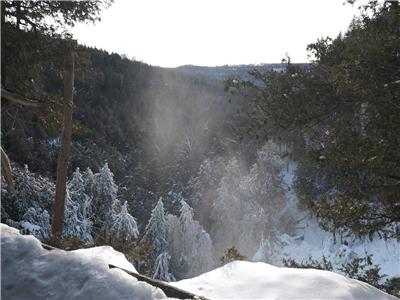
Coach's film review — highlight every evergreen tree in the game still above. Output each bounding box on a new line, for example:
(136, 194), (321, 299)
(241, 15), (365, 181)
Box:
(83, 167), (96, 197)
(211, 157), (245, 253)
(166, 214), (185, 275)
(167, 199), (214, 278)
(93, 163), (118, 230)
(219, 246), (247, 265)
(179, 199), (196, 249)
(68, 167), (92, 219)
(153, 252), (175, 282)
(18, 207), (51, 242)
(143, 198), (167, 259)
(10, 164), (54, 219)
(63, 190), (94, 244)
(109, 201), (139, 243)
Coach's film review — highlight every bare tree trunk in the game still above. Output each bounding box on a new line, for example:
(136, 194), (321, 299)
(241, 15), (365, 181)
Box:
(51, 47), (74, 237)
(1, 0), (6, 85)
(1, 147), (16, 196)
(1, 147), (19, 220)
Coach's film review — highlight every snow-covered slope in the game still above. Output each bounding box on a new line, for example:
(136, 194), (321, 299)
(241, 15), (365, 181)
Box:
(261, 161), (400, 279)
(1, 224), (165, 300)
(172, 260), (397, 300)
(72, 245), (137, 273)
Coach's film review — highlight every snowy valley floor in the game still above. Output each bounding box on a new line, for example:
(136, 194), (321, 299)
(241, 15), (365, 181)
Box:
(1, 223), (397, 300)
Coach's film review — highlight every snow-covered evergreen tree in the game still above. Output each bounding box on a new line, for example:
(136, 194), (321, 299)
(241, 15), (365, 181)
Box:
(109, 201), (139, 243)
(211, 157), (245, 253)
(63, 190), (94, 244)
(83, 167), (96, 197)
(189, 156), (225, 209)
(152, 252), (175, 282)
(179, 199), (195, 249)
(188, 225), (214, 277)
(166, 214), (184, 274)
(93, 163), (118, 229)
(62, 168), (95, 244)
(12, 165), (54, 218)
(180, 199), (214, 277)
(142, 197), (167, 259)
(68, 168), (92, 219)
(167, 199), (215, 278)
(17, 207), (51, 241)
(209, 144), (292, 258)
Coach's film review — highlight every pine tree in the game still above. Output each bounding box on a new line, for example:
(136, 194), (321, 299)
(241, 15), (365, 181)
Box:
(179, 199), (195, 249)
(220, 246), (247, 265)
(143, 198), (167, 259)
(13, 165), (54, 218)
(153, 252), (175, 282)
(18, 207), (51, 242)
(63, 190), (94, 244)
(211, 157), (244, 253)
(167, 199), (215, 278)
(109, 201), (139, 243)
(93, 163), (118, 230)
(68, 167), (92, 219)
(83, 167), (96, 197)
(188, 225), (214, 276)
(166, 214), (184, 275)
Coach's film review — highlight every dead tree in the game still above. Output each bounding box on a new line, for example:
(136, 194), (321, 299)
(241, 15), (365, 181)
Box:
(51, 46), (75, 237)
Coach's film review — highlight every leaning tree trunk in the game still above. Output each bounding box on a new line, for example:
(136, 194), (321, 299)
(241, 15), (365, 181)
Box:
(51, 47), (75, 237)
(1, 147), (16, 196)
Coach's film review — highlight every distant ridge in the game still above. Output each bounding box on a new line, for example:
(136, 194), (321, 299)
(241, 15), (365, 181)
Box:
(173, 63), (308, 81)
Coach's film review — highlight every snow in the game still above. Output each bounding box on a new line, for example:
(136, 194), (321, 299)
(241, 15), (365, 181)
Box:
(172, 260), (397, 300)
(271, 160), (400, 279)
(1, 224), (166, 300)
(275, 216), (400, 278)
(2, 223), (397, 300)
(72, 245), (137, 273)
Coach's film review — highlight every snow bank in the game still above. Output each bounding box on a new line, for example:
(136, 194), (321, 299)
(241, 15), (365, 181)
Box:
(172, 260), (397, 300)
(72, 245), (137, 273)
(1, 224), (166, 300)
(272, 160), (400, 279)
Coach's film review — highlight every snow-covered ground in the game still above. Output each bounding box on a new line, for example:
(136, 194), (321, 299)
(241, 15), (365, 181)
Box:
(72, 245), (138, 273)
(2, 223), (397, 300)
(264, 161), (400, 279)
(1, 224), (165, 300)
(172, 260), (397, 300)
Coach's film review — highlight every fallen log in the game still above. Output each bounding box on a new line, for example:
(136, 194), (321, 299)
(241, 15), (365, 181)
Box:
(109, 264), (207, 300)
(40, 242), (206, 299)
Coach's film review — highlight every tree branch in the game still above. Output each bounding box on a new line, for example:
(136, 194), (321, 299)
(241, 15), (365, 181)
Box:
(1, 86), (40, 107)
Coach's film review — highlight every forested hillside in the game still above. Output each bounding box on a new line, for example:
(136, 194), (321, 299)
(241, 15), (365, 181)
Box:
(1, 0), (399, 298)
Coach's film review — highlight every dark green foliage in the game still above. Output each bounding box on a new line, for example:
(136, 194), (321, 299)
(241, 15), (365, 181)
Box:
(282, 256), (333, 271)
(219, 246), (247, 265)
(382, 277), (400, 298)
(338, 255), (386, 288)
(227, 2), (400, 238)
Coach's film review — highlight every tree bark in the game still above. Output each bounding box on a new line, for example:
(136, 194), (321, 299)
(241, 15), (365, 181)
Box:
(1, 147), (16, 196)
(1, 147), (19, 220)
(1, 0), (6, 85)
(51, 47), (74, 237)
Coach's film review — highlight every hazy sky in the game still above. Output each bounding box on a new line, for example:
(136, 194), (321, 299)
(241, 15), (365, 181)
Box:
(71, 0), (360, 67)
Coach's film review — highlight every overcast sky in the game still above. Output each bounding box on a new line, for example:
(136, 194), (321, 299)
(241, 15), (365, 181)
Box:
(71, 0), (360, 67)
